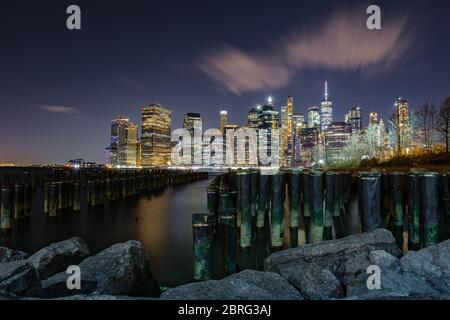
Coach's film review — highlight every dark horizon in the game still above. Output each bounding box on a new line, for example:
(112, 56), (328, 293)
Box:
(1, 0), (450, 164)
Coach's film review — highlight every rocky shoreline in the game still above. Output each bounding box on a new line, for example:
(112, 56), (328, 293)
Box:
(1, 229), (449, 300)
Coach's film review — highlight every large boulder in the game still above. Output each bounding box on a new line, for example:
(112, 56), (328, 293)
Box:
(0, 247), (28, 263)
(369, 250), (401, 272)
(161, 270), (303, 300)
(264, 229), (402, 286)
(346, 267), (441, 300)
(279, 263), (343, 300)
(76, 240), (160, 297)
(28, 237), (90, 280)
(37, 271), (98, 298)
(400, 240), (450, 293)
(0, 260), (38, 296)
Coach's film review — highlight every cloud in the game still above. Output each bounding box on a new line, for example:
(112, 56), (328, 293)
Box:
(36, 105), (77, 114)
(198, 8), (415, 95)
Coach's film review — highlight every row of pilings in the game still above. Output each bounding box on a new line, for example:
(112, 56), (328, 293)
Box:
(0, 168), (209, 231)
(192, 169), (450, 281)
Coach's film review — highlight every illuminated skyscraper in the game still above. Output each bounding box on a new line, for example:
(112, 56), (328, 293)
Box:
(220, 111), (228, 133)
(280, 96), (294, 167)
(325, 122), (351, 162)
(395, 97), (411, 154)
(320, 81), (333, 131)
(106, 116), (138, 167)
(297, 127), (319, 165)
(349, 105), (363, 134)
(258, 97), (280, 165)
(141, 104), (172, 167)
(248, 106), (261, 128)
(307, 106), (321, 128)
(183, 113), (203, 165)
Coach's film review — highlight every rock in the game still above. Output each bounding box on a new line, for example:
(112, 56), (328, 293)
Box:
(28, 237), (90, 280)
(0, 260), (38, 296)
(346, 267), (441, 300)
(279, 264), (343, 300)
(400, 240), (450, 293)
(37, 271), (98, 298)
(161, 270), (303, 300)
(76, 240), (160, 297)
(369, 250), (401, 272)
(264, 229), (402, 286)
(0, 247), (28, 263)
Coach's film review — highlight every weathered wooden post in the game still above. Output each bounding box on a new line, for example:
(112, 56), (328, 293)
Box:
(438, 173), (450, 218)
(24, 183), (32, 218)
(391, 172), (405, 248)
(192, 213), (214, 281)
(57, 181), (63, 211)
(1, 188), (12, 230)
(14, 184), (25, 219)
(250, 170), (258, 218)
(324, 172), (335, 240)
(43, 182), (50, 214)
(419, 172), (438, 248)
(310, 170), (324, 244)
(257, 173), (269, 228)
(270, 172), (285, 249)
(239, 170), (252, 249)
(218, 209), (237, 276)
(407, 173), (420, 250)
(49, 183), (57, 217)
(358, 172), (382, 232)
(289, 169), (301, 246)
(73, 182), (81, 212)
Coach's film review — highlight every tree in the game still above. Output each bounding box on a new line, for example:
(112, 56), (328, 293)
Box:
(415, 103), (437, 150)
(437, 97), (450, 153)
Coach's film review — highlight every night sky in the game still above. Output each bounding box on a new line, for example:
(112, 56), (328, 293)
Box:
(1, 0), (449, 164)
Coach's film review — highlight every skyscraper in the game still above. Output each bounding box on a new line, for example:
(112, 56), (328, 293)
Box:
(346, 104), (362, 134)
(106, 116), (138, 167)
(248, 106), (261, 128)
(141, 104), (172, 167)
(220, 111), (228, 133)
(297, 127), (319, 165)
(183, 113), (203, 165)
(280, 96), (294, 167)
(395, 97), (411, 154)
(325, 122), (351, 162)
(307, 106), (321, 128)
(320, 81), (333, 131)
(258, 97), (280, 165)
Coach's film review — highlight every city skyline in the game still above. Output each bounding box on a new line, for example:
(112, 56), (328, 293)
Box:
(1, 0), (450, 164)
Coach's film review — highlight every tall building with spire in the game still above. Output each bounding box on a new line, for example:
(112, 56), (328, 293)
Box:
(320, 81), (333, 131)
(280, 96), (294, 167)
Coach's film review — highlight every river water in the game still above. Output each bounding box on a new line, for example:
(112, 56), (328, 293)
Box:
(0, 176), (213, 287)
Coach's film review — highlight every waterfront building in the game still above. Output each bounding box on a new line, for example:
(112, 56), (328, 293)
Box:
(183, 113), (203, 165)
(297, 127), (319, 165)
(280, 96), (294, 167)
(395, 97), (412, 154)
(325, 122), (351, 162)
(258, 97), (280, 166)
(320, 81), (333, 131)
(248, 106), (261, 128)
(106, 116), (138, 167)
(307, 106), (321, 128)
(141, 104), (172, 167)
(347, 104), (363, 134)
